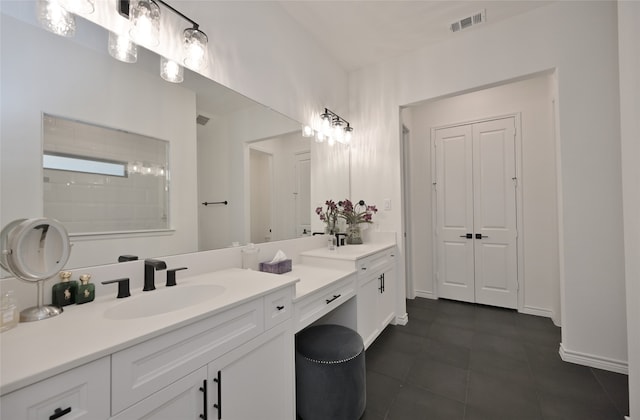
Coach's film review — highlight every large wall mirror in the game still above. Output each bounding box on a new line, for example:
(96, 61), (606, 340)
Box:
(0, 2), (350, 272)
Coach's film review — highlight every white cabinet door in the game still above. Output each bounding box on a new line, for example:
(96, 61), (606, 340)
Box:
(379, 266), (396, 328)
(357, 272), (381, 348)
(357, 259), (397, 349)
(208, 322), (295, 420)
(110, 367), (207, 420)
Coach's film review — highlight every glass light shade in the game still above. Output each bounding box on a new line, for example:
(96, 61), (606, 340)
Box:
(320, 113), (331, 135)
(161, 57), (184, 83)
(37, 0), (76, 37)
(333, 121), (344, 143)
(344, 126), (353, 144)
(129, 0), (160, 47)
(327, 135), (336, 146)
(315, 130), (325, 143)
(302, 125), (314, 138)
(58, 0), (94, 14)
(183, 28), (208, 70)
(108, 32), (137, 63)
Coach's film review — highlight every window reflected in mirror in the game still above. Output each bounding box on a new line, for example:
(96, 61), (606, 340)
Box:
(42, 114), (169, 235)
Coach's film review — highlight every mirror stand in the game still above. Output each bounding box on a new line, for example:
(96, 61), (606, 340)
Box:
(20, 279), (63, 322)
(1, 218), (71, 322)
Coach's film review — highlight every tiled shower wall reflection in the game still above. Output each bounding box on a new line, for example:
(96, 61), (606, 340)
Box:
(43, 115), (169, 234)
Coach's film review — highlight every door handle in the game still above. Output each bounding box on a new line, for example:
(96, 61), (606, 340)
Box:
(459, 233), (472, 239)
(475, 234), (488, 239)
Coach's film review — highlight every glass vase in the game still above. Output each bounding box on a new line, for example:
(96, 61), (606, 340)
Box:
(346, 224), (363, 245)
(325, 221), (338, 235)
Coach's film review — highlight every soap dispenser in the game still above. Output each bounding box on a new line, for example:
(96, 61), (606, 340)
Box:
(52, 271), (78, 307)
(76, 274), (95, 304)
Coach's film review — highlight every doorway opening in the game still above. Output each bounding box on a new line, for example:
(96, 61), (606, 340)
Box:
(401, 71), (560, 320)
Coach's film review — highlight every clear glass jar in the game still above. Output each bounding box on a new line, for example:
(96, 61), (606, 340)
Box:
(0, 291), (19, 332)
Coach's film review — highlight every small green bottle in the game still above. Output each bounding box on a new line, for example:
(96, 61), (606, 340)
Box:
(52, 271), (78, 307)
(76, 274), (95, 304)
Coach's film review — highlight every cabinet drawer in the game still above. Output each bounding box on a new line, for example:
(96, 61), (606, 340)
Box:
(264, 286), (292, 330)
(294, 275), (356, 332)
(111, 298), (264, 414)
(357, 248), (395, 276)
(0, 357), (110, 420)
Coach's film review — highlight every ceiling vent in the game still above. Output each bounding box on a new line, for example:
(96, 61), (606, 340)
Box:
(196, 114), (210, 126)
(450, 9), (486, 33)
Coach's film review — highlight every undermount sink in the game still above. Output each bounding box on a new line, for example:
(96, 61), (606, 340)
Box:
(104, 284), (226, 320)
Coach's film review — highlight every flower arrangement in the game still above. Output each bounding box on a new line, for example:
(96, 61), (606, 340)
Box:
(315, 200), (339, 233)
(337, 199), (378, 226)
(316, 199), (378, 243)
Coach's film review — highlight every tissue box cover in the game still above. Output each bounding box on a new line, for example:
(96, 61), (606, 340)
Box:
(259, 259), (292, 274)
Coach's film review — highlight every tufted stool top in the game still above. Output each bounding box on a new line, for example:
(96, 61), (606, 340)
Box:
(296, 324), (364, 363)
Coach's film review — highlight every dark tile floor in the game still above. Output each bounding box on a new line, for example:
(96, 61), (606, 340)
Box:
(362, 297), (629, 420)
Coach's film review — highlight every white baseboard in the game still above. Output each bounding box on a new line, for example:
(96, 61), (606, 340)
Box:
(624, 416), (630, 420)
(559, 343), (629, 374)
(414, 290), (436, 299)
(521, 305), (561, 327)
(396, 312), (409, 326)
(521, 305), (553, 319)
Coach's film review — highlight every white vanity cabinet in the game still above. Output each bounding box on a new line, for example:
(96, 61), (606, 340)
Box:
(110, 287), (294, 420)
(0, 357), (111, 420)
(356, 248), (397, 348)
(208, 322), (294, 420)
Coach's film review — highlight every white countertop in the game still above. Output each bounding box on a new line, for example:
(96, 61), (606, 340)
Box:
(300, 242), (396, 261)
(0, 268), (297, 396)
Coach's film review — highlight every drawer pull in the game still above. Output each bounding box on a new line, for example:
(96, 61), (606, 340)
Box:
(199, 379), (208, 420)
(49, 407), (71, 420)
(325, 294), (341, 304)
(276, 305), (285, 311)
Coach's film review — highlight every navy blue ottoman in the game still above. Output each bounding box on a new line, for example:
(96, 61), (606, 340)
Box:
(295, 324), (366, 420)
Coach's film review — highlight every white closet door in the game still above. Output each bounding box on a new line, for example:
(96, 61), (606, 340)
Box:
(435, 124), (475, 303)
(472, 119), (518, 309)
(434, 117), (518, 309)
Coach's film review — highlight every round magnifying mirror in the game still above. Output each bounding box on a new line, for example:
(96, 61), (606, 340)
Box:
(1, 218), (71, 321)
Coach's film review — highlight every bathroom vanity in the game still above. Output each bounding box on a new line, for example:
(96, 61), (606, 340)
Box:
(0, 241), (399, 420)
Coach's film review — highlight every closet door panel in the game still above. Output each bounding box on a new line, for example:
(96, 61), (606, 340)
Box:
(435, 125), (475, 302)
(473, 118), (518, 309)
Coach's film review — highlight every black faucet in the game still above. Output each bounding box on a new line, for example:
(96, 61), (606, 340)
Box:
(144, 259), (167, 291)
(335, 233), (347, 247)
(101, 278), (131, 298)
(166, 267), (188, 287)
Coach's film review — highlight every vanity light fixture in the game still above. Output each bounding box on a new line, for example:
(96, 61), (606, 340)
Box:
(118, 0), (209, 71)
(37, 0), (77, 37)
(108, 31), (138, 63)
(305, 108), (354, 146)
(160, 57), (184, 83)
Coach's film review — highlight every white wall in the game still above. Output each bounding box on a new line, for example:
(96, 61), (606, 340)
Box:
(349, 1), (627, 372)
(1, 14), (199, 269)
(405, 74), (560, 322)
(618, 1), (640, 416)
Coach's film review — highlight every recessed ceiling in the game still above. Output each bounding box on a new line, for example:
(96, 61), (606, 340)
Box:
(278, 1), (554, 71)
